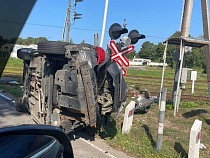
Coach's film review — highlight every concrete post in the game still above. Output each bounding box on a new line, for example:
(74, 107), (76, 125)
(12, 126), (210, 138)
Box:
(181, 0), (194, 37)
(66, 0), (71, 42)
(201, 0), (210, 101)
(94, 33), (99, 46)
(122, 101), (135, 134)
(159, 41), (168, 109)
(172, 0), (194, 115)
(188, 119), (202, 158)
(156, 87), (167, 152)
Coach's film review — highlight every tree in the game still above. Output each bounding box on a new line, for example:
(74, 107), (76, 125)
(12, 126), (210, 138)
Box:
(139, 41), (156, 60)
(69, 38), (74, 44)
(34, 37), (47, 44)
(80, 40), (85, 44)
(125, 50), (137, 60)
(16, 37), (48, 45)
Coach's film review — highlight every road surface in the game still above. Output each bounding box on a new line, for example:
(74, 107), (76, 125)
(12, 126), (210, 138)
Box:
(0, 92), (131, 158)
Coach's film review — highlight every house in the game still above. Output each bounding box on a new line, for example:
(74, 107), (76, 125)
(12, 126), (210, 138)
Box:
(129, 58), (167, 67)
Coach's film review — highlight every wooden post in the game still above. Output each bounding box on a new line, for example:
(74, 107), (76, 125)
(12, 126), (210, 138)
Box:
(156, 87), (167, 152)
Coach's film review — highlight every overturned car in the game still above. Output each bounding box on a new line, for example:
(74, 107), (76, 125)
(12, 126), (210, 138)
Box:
(16, 23), (145, 132)
(17, 41), (126, 132)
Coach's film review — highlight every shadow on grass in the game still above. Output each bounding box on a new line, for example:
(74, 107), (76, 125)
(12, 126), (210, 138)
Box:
(182, 109), (208, 118)
(142, 125), (156, 147)
(174, 142), (188, 158)
(97, 116), (117, 140)
(68, 117), (118, 142)
(204, 119), (210, 125)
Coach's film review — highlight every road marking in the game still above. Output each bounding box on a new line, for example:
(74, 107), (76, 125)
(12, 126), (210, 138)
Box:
(0, 93), (13, 101)
(78, 137), (116, 158)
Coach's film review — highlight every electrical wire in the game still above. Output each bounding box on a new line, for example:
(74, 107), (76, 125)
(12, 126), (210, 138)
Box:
(0, 19), (168, 40)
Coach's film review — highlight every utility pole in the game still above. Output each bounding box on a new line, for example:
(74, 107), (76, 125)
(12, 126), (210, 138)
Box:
(201, 0), (210, 101)
(66, 0), (71, 42)
(62, 0), (83, 42)
(173, 0), (194, 116)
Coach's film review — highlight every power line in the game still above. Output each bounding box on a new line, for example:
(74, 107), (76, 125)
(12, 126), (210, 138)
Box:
(0, 19), (168, 40)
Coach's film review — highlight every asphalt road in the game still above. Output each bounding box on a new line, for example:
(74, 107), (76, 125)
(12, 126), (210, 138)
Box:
(0, 93), (131, 158)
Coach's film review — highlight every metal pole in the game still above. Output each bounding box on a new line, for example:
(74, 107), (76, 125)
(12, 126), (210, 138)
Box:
(174, 40), (185, 116)
(156, 87), (167, 152)
(201, 0), (210, 101)
(159, 41), (168, 109)
(66, 0), (71, 42)
(100, 0), (109, 47)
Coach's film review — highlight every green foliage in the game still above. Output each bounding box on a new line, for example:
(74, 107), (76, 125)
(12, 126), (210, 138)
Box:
(80, 40), (85, 44)
(138, 31), (205, 70)
(16, 37), (48, 45)
(0, 84), (22, 97)
(184, 48), (205, 69)
(125, 50), (137, 59)
(69, 38), (74, 44)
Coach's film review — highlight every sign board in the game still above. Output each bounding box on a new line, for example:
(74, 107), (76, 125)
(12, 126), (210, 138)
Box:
(110, 40), (134, 76)
(191, 71), (197, 81)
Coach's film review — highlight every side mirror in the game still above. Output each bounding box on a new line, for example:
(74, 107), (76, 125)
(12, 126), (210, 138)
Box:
(128, 30), (146, 44)
(0, 125), (74, 158)
(109, 23), (128, 40)
(17, 48), (36, 61)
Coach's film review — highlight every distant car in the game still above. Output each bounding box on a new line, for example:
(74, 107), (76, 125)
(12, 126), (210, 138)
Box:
(16, 41), (127, 132)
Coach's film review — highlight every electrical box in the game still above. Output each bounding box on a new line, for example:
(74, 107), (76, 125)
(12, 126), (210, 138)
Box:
(181, 68), (191, 83)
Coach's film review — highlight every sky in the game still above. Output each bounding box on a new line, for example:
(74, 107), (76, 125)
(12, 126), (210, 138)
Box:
(19, 0), (208, 51)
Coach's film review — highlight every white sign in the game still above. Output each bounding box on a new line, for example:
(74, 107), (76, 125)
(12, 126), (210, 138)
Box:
(191, 71), (197, 81)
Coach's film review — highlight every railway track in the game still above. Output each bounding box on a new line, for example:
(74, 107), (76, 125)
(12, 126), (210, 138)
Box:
(127, 91), (209, 102)
(125, 75), (207, 84)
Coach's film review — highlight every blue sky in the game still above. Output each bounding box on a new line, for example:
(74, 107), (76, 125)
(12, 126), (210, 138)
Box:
(20, 0), (207, 51)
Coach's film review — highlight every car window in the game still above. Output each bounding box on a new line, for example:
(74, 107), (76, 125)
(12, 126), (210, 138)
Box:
(0, 0), (36, 77)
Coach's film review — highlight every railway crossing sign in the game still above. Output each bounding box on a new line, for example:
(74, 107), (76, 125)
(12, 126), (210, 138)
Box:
(110, 40), (134, 76)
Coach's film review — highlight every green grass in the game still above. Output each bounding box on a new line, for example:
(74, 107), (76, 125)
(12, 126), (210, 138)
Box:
(0, 58), (23, 97)
(125, 66), (208, 96)
(0, 84), (23, 98)
(99, 103), (210, 158)
(2, 58), (23, 77)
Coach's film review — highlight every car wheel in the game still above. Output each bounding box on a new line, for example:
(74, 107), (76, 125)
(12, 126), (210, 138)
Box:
(38, 41), (69, 55)
(15, 97), (28, 113)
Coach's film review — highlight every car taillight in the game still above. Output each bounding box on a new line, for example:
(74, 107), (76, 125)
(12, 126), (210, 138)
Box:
(96, 47), (105, 64)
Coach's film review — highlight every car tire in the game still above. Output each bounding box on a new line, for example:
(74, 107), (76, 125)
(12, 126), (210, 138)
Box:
(38, 41), (69, 55)
(15, 97), (28, 113)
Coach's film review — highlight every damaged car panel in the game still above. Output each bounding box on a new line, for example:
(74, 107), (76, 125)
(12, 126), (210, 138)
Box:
(17, 41), (125, 132)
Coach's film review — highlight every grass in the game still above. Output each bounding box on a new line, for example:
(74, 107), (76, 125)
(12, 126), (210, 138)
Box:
(2, 58), (23, 77)
(0, 84), (23, 98)
(98, 102), (210, 158)
(125, 66), (208, 96)
(0, 58), (23, 97)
